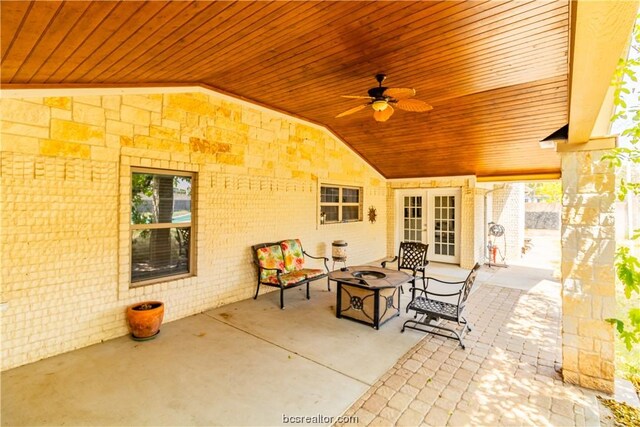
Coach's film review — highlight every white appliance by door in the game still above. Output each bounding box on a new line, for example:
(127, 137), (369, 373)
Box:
(397, 188), (461, 264)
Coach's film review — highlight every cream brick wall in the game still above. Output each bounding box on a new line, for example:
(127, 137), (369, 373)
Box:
(561, 150), (615, 393)
(386, 177), (480, 269)
(0, 91), (387, 370)
(490, 183), (525, 263)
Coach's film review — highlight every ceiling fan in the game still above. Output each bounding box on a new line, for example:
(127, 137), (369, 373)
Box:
(336, 74), (433, 122)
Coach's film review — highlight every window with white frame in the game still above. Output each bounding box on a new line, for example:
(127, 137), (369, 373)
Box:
(130, 168), (194, 285)
(320, 185), (362, 223)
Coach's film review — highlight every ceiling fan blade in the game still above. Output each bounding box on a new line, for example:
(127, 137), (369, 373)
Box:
(341, 95), (374, 99)
(383, 87), (416, 99)
(373, 105), (394, 122)
(336, 104), (368, 118)
(395, 99), (433, 112)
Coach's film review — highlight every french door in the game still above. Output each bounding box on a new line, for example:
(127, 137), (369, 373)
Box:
(397, 189), (461, 264)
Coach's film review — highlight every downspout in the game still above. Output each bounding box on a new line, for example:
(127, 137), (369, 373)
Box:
(483, 184), (506, 263)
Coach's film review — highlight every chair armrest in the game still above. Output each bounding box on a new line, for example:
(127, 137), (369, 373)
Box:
(408, 263), (429, 275)
(303, 251), (328, 261)
(381, 256), (398, 268)
(252, 260), (283, 274)
(406, 287), (428, 296)
(423, 290), (462, 297)
(425, 276), (465, 285)
(407, 286), (461, 298)
(303, 251), (329, 272)
(425, 276), (464, 295)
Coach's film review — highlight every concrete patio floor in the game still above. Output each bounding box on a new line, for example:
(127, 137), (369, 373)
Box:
(2, 249), (606, 426)
(1, 283), (422, 426)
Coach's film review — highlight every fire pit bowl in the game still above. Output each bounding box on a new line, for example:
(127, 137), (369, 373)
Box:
(352, 270), (387, 280)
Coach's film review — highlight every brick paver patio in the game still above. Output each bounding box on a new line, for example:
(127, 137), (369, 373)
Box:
(337, 280), (603, 426)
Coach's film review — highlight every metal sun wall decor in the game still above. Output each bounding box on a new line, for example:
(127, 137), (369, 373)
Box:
(368, 206), (377, 223)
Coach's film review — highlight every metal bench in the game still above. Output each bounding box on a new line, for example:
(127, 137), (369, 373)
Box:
(252, 239), (329, 309)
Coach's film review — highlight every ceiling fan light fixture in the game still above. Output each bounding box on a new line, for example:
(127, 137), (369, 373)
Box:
(336, 75), (431, 120)
(371, 100), (389, 111)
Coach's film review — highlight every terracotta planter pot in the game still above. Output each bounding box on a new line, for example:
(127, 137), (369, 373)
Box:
(126, 301), (164, 340)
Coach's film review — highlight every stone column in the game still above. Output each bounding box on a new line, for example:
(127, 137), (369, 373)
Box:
(561, 149), (616, 393)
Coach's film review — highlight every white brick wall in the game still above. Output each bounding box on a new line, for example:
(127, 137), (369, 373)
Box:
(489, 183), (524, 263)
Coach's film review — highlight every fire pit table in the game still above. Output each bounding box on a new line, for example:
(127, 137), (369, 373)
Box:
(328, 266), (413, 329)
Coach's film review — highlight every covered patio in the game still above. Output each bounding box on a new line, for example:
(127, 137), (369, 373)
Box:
(4, 262), (605, 426)
(1, 0), (639, 425)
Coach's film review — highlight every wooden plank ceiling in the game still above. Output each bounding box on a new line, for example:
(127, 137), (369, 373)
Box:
(1, 0), (568, 179)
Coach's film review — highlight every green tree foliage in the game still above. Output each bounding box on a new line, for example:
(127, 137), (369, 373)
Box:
(131, 173), (154, 225)
(603, 15), (640, 353)
(525, 182), (561, 203)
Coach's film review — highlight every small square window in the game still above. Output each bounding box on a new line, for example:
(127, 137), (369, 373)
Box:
(319, 185), (362, 224)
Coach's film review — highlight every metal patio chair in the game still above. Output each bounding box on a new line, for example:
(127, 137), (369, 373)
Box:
(401, 263), (481, 349)
(381, 241), (429, 293)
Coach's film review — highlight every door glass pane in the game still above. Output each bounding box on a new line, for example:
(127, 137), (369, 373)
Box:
(430, 193), (458, 260)
(403, 196), (424, 243)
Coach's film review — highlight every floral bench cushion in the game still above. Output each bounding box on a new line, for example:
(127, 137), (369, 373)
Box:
(256, 244), (286, 282)
(262, 268), (325, 286)
(256, 239), (325, 286)
(281, 239), (305, 272)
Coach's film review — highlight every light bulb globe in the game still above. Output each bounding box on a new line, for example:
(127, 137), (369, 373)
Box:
(371, 100), (388, 111)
